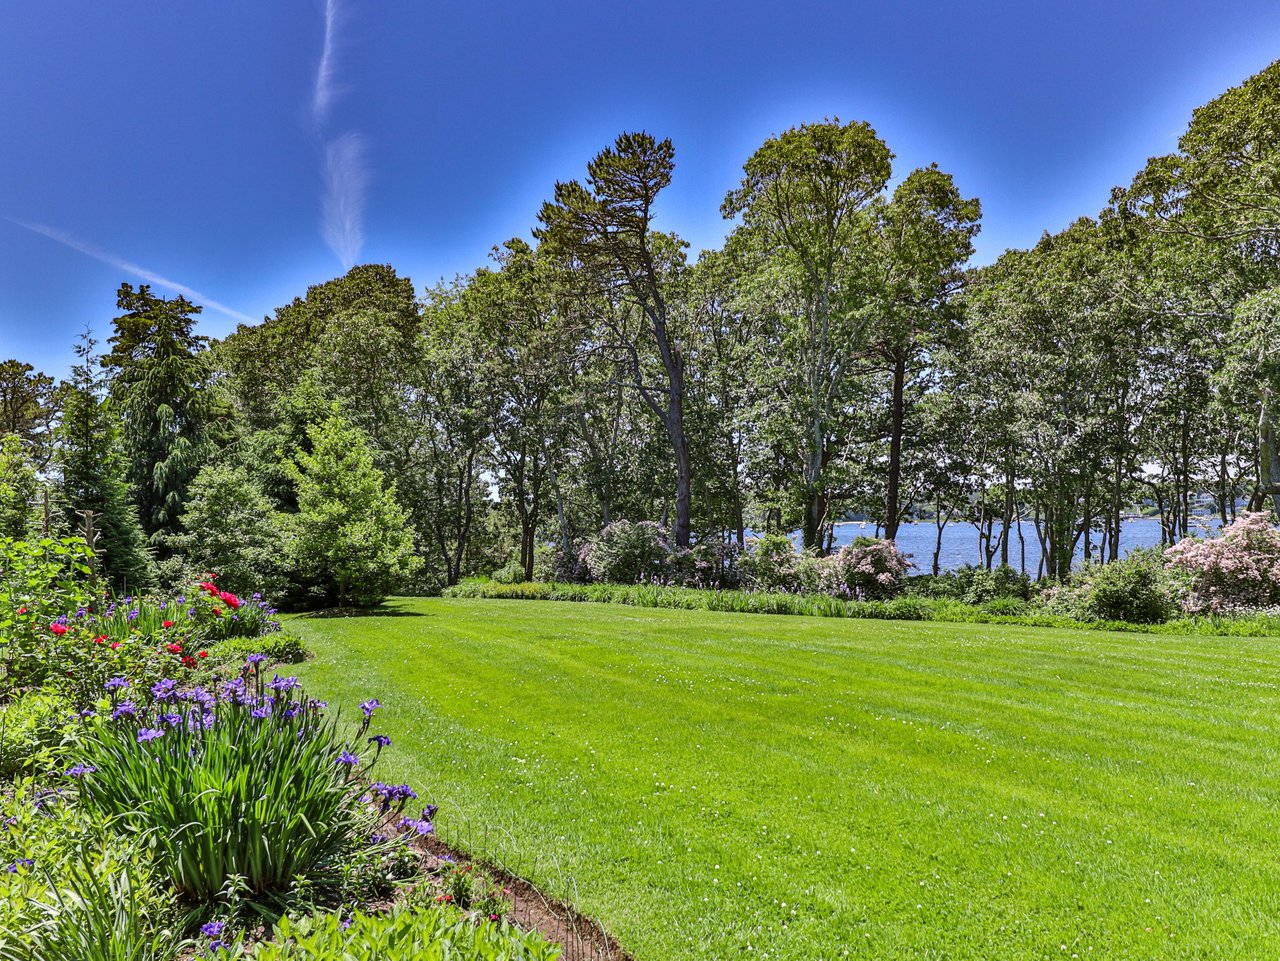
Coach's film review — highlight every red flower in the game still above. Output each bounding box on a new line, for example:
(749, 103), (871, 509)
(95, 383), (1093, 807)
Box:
(219, 591), (241, 609)
(181, 655), (197, 668)
(166, 643), (183, 654)
(109, 642), (120, 650)
(162, 620), (174, 629)
(197, 581), (219, 595)
(17, 607), (26, 615)
(211, 608), (222, 617)
(92, 636), (104, 645)
(49, 623), (67, 636)
(197, 650), (208, 659)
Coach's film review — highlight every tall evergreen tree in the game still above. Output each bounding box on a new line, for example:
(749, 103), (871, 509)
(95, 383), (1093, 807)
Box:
(55, 333), (154, 590)
(102, 283), (219, 550)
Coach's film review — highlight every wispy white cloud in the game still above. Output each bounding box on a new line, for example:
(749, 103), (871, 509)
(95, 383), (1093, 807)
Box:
(311, 0), (368, 270)
(320, 133), (369, 271)
(312, 0), (343, 128)
(6, 217), (257, 325)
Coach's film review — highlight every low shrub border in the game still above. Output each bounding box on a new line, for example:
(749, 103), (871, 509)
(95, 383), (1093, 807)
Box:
(442, 580), (1280, 637)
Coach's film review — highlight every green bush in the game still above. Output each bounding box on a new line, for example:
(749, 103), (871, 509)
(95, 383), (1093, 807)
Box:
(206, 631), (309, 666)
(1040, 550), (1177, 625)
(0, 689), (75, 780)
(738, 534), (818, 593)
(581, 520), (668, 584)
(491, 560), (527, 585)
(906, 564), (1032, 603)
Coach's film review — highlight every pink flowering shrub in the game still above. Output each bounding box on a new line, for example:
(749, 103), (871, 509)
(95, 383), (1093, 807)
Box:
(818, 537), (914, 601)
(1164, 511), (1280, 614)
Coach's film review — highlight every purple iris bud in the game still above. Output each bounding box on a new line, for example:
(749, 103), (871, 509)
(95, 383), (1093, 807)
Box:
(245, 654), (267, 665)
(336, 751), (359, 766)
(137, 728), (164, 743)
(104, 677), (129, 690)
(111, 701), (137, 719)
(251, 706), (271, 719)
(368, 734), (391, 748)
(76, 607), (87, 618)
(423, 803), (439, 820)
(65, 763), (96, 777)
(339, 918), (353, 931)
(127, 609), (139, 621)
(359, 698), (381, 718)
(161, 713), (183, 725)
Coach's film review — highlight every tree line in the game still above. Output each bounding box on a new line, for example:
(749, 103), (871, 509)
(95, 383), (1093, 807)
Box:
(2, 59), (1277, 600)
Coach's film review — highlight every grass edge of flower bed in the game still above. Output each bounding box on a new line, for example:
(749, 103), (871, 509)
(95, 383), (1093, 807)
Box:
(439, 580), (1280, 638)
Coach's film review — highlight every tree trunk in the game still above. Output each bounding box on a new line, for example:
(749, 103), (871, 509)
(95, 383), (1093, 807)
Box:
(884, 352), (906, 541)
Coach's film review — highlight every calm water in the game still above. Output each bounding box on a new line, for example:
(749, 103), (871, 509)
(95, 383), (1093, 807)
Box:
(826, 516), (1225, 574)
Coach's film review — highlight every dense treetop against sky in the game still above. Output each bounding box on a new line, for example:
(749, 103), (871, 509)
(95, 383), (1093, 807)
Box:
(2, 0), (1278, 374)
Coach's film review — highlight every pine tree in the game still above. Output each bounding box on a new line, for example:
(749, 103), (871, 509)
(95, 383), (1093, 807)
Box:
(285, 414), (420, 607)
(102, 283), (219, 550)
(55, 332), (155, 591)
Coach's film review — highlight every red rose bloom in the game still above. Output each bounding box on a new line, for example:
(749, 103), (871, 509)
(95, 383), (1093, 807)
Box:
(219, 592), (241, 609)
(162, 620), (174, 629)
(92, 636), (104, 645)
(211, 608), (222, 617)
(109, 642), (120, 650)
(197, 650), (208, 658)
(181, 655), (197, 668)
(49, 623), (67, 636)
(166, 643), (183, 654)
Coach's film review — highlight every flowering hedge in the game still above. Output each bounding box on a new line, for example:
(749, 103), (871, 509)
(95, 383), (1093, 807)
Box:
(1164, 511), (1280, 613)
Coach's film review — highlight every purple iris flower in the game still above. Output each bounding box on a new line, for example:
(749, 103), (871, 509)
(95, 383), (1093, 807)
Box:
(137, 728), (165, 743)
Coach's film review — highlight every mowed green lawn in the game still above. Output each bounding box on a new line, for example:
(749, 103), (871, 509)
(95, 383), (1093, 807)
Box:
(288, 598), (1280, 960)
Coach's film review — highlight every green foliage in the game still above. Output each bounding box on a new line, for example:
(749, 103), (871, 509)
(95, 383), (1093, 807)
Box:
(0, 434), (39, 539)
(0, 780), (185, 961)
(581, 520), (668, 584)
(229, 902), (559, 960)
(0, 688), (75, 780)
(490, 560), (527, 585)
(285, 415), (421, 607)
(207, 630), (308, 666)
(906, 564), (1033, 604)
(737, 534), (817, 593)
(75, 670), (397, 908)
(55, 332), (155, 592)
(441, 579), (1280, 637)
(1077, 549), (1177, 624)
(102, 284), (220, 547)
(173, 462), (289, 598)
(0, 536), (98, 695)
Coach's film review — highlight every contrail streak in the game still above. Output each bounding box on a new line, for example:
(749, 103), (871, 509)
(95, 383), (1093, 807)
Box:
(6, 218), (257, 325)
(312, 0), (342, 127)
(311, 0), (367, 269)
(321, 133), (369, 270)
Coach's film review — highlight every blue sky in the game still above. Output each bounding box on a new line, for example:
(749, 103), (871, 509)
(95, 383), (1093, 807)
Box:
(2, 0), (1278, 375)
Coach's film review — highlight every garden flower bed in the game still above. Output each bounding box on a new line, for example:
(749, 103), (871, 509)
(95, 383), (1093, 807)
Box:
(0, 536), (589, 959)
